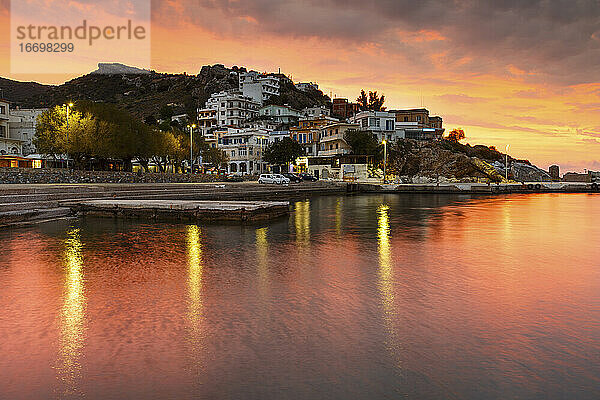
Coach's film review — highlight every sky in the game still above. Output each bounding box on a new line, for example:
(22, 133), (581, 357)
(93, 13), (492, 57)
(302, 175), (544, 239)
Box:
(1, 0), (600, 171)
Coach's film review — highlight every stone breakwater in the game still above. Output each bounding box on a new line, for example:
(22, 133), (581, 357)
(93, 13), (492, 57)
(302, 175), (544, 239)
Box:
(0, 168), (225, 184)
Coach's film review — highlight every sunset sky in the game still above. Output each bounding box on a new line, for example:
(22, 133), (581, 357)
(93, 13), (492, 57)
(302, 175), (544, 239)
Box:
(1, 0), (599, 171)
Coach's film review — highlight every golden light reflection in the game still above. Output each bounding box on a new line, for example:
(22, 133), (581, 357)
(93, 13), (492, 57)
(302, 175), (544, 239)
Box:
(335, 198), (342, 238)
(187, 225), (203, 336)
(295, 200), (311, 245)
(377, 205), (394, 317)
(57, 228), (86, 397)
(377, 204), (400, 363)
(256, 227), (269, 297)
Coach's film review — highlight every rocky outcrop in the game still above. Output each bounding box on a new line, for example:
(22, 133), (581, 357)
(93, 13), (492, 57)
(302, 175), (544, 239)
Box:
(91, 63), (151, 75)
(388, 139), (549, 183)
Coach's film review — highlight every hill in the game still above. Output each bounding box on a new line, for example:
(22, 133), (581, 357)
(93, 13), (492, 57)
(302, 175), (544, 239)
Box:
(0, 64), (331, 120)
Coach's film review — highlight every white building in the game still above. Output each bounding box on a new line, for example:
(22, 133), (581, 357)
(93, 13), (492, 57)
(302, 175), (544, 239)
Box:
(301, 105), (331, 118)
(0, 100), (24, 156)
(239, 71), (280, 105)
(9, 108), (47, 155)
(259, 104), (300, 124)
(203, 90), (260, 127)
(295, 82), (319, 91)
(318, 122), (360, 157)
(269, 130), (290, 144)
(218, 128), (271, 174)
(350, 111), (399, 142)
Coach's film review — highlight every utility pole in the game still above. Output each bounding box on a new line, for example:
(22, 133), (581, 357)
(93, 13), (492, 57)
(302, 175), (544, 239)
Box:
(382, 139), (387, 183)
(188, 124), (196, 173)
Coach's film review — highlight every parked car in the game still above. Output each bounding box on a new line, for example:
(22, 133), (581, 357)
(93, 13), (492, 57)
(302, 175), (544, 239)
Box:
(225, 173), (244, 182)
(282, 173), (303, 183)
(299, 173), (318, 182)
(258, 174), (291, 185)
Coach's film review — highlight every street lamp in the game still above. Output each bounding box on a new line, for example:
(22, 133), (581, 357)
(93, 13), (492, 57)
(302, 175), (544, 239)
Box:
(187, 124), (196, 173)
(64, 102), (73, 169)
(382, 139), (387, 184)
(505, 144), (510, 182)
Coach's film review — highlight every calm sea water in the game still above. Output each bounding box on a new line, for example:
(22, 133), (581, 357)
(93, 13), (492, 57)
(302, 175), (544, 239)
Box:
(1, 193), (599, 400)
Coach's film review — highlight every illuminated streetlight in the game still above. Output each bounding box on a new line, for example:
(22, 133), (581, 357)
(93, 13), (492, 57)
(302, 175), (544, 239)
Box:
(382, 139), (387, 183)
(188, 124), (196, 173)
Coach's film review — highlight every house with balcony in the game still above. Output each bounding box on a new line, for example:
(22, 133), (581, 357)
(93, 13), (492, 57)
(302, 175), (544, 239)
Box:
(350, 111), (399, 142)
(239, 71), (280, 105)
(388, 108), (444, 139)
(203, 90), (260, 127)
(318, 122), (360, 156)
(301, 105), (331, 118)
(9, 108), (47, 156)
(259, 104), (300, 125)
(0, 99), (24, 156)
(218, 128), (271, 174)
(290, 116), (338, 156)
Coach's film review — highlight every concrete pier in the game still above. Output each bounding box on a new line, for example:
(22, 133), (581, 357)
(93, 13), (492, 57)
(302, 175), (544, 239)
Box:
(69, 199), (290, 222)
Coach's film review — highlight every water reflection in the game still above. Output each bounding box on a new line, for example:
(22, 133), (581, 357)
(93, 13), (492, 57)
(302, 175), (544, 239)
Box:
(256, 227), (269, 297)
(186, 225), (203, 339)
(294, 200), (311, 245)
(57, 227), (86, 398)
(377, 204), (400, 361)
(335, 198), (342, 238)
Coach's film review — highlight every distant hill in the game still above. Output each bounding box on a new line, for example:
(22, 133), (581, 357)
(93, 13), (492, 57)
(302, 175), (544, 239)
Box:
(0, 63), (331, 120)
(91, 63), (151, 75)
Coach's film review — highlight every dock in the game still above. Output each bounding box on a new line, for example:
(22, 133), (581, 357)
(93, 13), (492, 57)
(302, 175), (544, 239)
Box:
(68, 199), (290, 222)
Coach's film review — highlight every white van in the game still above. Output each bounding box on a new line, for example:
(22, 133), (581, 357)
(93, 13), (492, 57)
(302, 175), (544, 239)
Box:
(258, 174), (290, 185)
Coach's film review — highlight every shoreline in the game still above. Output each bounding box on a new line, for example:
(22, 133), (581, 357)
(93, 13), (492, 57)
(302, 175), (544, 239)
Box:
(1, 181), (598, 227)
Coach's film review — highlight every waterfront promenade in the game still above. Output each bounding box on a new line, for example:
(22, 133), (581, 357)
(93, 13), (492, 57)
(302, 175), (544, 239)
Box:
(1, 180), (598, 226)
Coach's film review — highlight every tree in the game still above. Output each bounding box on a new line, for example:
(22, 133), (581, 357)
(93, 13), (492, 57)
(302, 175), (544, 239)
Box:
(263, 137), (304, 166)
(34, 105), (109, 169)
(445, 128), (466, 143)
(202, 147), (229, 168)
(356, 89), (386, 111)
(344, 129), (380, 156)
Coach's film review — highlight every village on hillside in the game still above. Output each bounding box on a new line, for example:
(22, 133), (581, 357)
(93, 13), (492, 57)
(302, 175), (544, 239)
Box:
(0, 63), (594, 184)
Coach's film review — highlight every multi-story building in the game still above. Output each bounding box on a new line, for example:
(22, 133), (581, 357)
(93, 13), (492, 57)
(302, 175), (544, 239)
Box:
(388, 108), (444, 139)
(203, 90), (260, 127)
(259, 104), (300, 124)
(290, 116), (339, 156)
(0, 99), (24, 156)
(332, 98), (360, 120)
(301, 106), (331, 118)
(9, 108), (47, 155)
(239, 71), (280, 105)
(318, 122), (360, 156)
(197, 108), (218, 134)
(218, 128), (271, 174)
(269, 130), (290, 144)
(350, 111), (398, 142)
(295, 82), (319, 91)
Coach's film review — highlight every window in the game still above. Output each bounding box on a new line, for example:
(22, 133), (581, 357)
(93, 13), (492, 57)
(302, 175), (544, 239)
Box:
(0, 106), (5, 114)
(386, 120), (394, 130)
(231, 150), (235, 157)
(0, 125), (5, 138)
